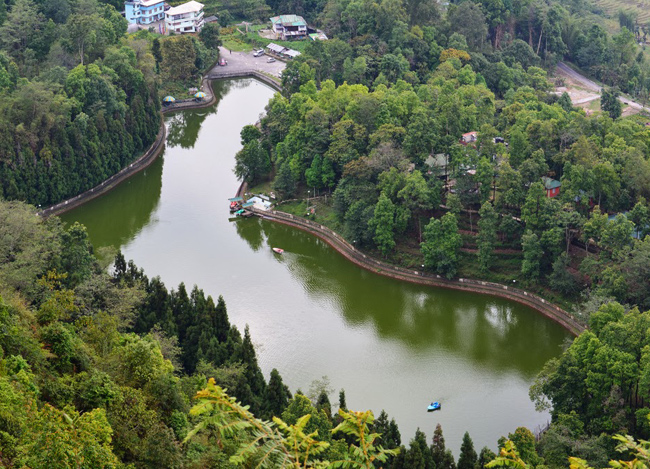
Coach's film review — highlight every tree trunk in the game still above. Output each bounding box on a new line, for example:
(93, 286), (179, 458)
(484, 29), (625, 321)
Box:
(536, 26), (544, 55)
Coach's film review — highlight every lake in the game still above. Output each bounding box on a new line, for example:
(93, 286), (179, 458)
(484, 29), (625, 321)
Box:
(61, 78), (571, 454)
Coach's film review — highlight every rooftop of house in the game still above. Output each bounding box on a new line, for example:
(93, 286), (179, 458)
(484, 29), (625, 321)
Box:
(270, 14), (307, 26)
(266, 43), (286, 53)
(166, 0), (203, 15)
(542, 176), (561, 190)
(140, 0), (164, 7)
(309, 31), (328, 40)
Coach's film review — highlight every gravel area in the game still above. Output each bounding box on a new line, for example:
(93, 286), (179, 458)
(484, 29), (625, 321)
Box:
(211, 46), (286, 78)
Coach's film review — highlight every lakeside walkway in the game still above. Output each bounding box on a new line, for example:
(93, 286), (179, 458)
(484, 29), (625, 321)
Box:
(249, 206), (586, 336)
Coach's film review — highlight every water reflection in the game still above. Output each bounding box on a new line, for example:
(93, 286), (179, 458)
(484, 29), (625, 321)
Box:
(166, 80), (236, 149)
(233, 217), (265, 252)
(237, 216), (563, 378)
(61, 156), (163, 248)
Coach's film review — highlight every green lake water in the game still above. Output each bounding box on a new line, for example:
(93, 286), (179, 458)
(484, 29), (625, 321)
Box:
(62, 78), (572, 453)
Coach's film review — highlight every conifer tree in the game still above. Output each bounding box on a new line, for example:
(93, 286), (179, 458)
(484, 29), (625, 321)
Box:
(406, 428), (436, 469)
(264, 368), (291, 419)
(241, 325), (267, 407)
(317, 390), (332, 420)
(478, 202), (498, 272)
(458, 432), (478, 469)
(431, 423), (456, 469)
(171, 282), (191, 344)
(338, 389), (347, 411)
(213, 295), (230, 342)
(478, 446), (497, 467)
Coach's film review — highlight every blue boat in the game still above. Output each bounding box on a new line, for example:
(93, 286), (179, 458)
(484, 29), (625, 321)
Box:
(427, 402), (441, 412)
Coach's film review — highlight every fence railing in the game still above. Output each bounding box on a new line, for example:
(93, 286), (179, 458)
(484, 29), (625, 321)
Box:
(207, 69), (282, 91)
(251, 207), (586, 336)
(39, 124), (167, 218)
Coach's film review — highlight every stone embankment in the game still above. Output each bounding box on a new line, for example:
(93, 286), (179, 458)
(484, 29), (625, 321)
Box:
(250, 207), (586, 336)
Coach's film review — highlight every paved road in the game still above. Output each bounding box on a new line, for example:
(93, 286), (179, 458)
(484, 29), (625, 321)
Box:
(557, 62), (601, 93)
(557, 62), (650, 113)
(211, 46), (286, 78)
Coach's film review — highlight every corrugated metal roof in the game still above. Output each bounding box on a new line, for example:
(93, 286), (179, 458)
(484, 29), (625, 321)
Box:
(308, 32), (328, 40)
(284, 49), (301, 57)
(266, 43), (285, 53)
(269, 14), (306, 26)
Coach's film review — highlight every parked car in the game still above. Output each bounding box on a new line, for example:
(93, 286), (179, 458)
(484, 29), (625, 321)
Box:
(253, 49), (264, 57)
(267, 57), (276, 63)
(219, 58), (227, 66)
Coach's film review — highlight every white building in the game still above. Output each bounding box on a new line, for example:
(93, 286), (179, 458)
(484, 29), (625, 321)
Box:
(125, 0), (165, 25)
(165, 1), (204, 34)
(269, 15), (307, 40)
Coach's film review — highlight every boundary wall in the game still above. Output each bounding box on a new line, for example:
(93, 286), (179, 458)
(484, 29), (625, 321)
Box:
(251, 207), (586, 336)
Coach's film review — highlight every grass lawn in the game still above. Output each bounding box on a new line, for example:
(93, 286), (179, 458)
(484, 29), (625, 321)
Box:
(276, 195), (342, 230)
(242, 31), (310, 52)
(221, 34), (254, 52)
(247, 181), (274, 195)
(585, 98), (601, 112)
(221, 23), (311, 53)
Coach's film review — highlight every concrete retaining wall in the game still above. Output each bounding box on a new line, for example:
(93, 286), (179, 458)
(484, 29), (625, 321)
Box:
(207, 69), (282, 92)
(40, 79), (222, 218)
(251, 207), (586, 336)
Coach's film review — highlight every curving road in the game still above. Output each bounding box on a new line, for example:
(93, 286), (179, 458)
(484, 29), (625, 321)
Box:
(557, 62), (650, 113)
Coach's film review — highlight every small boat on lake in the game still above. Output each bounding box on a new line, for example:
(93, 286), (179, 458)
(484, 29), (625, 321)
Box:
(427, 402), (441, 412)
(272, 248), (284, 254)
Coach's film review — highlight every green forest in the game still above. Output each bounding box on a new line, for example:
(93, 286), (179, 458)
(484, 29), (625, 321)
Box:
(1, 0), (650, 463)
(0, 0), (220, 206)
(233, 0), (650, 310)
(1, 198), (650, 468)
